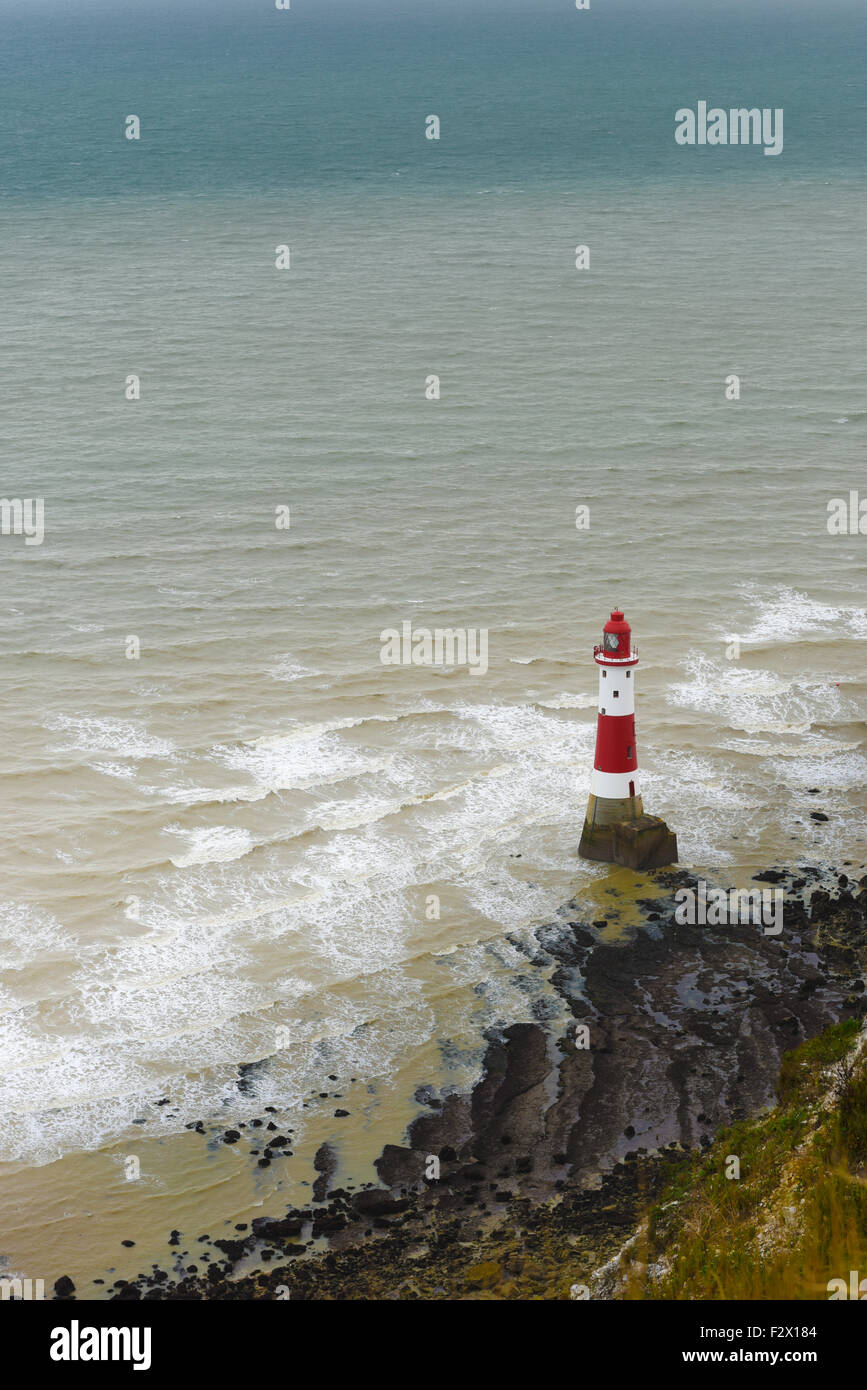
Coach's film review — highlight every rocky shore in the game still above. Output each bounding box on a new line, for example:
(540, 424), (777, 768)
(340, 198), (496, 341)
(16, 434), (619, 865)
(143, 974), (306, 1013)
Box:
(51, 859), (866, 1301)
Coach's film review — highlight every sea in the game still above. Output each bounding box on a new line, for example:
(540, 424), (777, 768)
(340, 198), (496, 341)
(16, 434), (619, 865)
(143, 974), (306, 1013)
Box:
(0, 0), (865, 1293)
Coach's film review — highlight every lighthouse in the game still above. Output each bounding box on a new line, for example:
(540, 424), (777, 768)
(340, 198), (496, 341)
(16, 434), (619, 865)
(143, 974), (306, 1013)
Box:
(578, 608), (678, 870)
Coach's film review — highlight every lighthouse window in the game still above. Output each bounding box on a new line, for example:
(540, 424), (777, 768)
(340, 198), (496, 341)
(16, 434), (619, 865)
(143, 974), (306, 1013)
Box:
(626, 670), (631, 678)
(601, 669), (606, 677)
(627, 745), (633, 758)
(604, 632), (619, 652)
(613, 690), (619, 698)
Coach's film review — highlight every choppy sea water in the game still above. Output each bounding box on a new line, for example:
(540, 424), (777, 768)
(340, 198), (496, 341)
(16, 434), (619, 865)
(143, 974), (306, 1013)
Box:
(0, 0), (865, 1290)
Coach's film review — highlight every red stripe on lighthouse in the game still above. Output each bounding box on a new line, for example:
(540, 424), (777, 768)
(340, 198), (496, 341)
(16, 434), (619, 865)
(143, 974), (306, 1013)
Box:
(594, 713), (637, 773)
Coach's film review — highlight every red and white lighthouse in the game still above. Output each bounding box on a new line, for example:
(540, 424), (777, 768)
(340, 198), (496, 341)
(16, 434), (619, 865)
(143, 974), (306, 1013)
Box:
(578, 608), (677, 868)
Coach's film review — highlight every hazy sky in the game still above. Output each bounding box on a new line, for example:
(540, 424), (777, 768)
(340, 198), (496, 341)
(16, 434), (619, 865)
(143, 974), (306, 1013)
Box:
(0, 0), (853, 14)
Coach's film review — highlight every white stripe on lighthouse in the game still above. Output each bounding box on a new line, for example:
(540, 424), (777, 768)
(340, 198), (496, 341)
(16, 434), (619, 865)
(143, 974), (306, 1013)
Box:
(597, 665), (634, 715)
(591, 768), (640, 799)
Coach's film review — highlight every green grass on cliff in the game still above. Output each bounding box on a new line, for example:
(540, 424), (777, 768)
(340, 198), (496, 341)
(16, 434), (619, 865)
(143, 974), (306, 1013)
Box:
(624, 1019), (867, 1300)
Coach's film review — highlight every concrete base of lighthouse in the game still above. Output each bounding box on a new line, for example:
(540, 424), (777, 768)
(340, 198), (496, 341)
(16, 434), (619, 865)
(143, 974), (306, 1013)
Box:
(581, 791), (645, 828)
(579, 803), (678, 871)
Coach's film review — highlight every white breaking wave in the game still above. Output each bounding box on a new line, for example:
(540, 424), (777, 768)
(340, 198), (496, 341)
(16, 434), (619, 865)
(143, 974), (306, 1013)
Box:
(148, 781), (272, 807)
(45, 714), (175, 761)
(449, 702), (595, 760)
(738, 585), (867, 646)
(721, 735), (862, 759)
(668, 651), (851, 734)
(769, 749), (867, 792)
(536, 692), (598, 709)
(641, 752), (766, 866)
(267, 654), (321, 682)
(248, 703), (445, 745)
(0, 901), (77, 974)
(165, 824), (256, 868)
(216, 730), (392, 793)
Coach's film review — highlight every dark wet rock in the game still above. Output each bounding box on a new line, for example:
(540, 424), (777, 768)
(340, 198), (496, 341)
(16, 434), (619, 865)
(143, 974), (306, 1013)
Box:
(531, 995), (562, 1021)
(455, 1161), (485, 1183)
(810, 811), (829, 822)
(312, 1142), (338, 1202)
(222, 1130), (241, 1144)
(809, 889), (867, 969)
(468, 1023), (550, 1165)
(352, 1191), (412, 1217)
(375, 1143), (425, 1187)
(251, 1216), (303, 1240)
(237, 1061), (266, 1096)
(311, 1213), (346, 1238)
(54, 1275), (75, 1298)
(213, 1238), (250, 1264)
